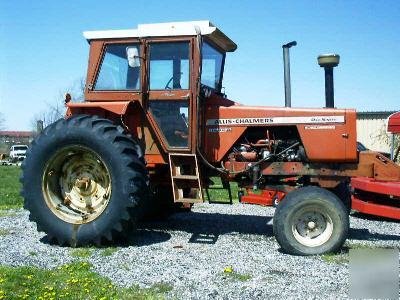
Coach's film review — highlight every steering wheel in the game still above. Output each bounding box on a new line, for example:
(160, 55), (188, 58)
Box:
(164, 77), (174, 89)
(164, 72), (183, 89)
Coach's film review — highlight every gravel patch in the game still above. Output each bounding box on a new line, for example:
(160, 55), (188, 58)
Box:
(0, 204), (399, 299)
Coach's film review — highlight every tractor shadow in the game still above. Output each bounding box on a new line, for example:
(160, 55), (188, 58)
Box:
(117, 229), (172, 247)
(348, 213), (400, 242)
(40, 228), (173, 248)
(348, 228), (400, 242)
(135, 211), (273, 246)
(133, 210), (400, 247)
(128, 210), (400, 247)
(350, 211), (400, 224)
(39, 211), (399, 248)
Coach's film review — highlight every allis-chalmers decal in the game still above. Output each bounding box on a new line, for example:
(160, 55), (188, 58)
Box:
(206, 116), (345, 126)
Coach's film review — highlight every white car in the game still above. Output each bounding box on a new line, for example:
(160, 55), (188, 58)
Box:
(9, 145), (28, 162)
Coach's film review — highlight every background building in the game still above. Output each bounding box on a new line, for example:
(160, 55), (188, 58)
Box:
(356, 111), (396, 153)
(0, 131), (35, 153)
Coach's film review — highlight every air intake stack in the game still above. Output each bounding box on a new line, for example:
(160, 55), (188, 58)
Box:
(282, 41), (297, 107)
(318, 54), (340, 108)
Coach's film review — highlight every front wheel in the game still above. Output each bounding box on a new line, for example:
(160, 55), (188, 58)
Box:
(273, 186), (349, 255)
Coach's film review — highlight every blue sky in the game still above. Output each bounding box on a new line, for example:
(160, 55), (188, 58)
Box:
(1, 0), (399, 130)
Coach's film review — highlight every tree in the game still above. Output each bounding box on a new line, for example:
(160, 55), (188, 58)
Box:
(374, 124), (400, 163)
(30, 77), (85, 130)
(0, 112), (5, 130)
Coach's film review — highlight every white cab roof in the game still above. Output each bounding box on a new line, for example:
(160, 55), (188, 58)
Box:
(83, 20), (237, 52)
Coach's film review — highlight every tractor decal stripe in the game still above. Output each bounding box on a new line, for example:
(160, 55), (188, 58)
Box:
(304, 125), (336, 130)
(206, 116), (345, 126)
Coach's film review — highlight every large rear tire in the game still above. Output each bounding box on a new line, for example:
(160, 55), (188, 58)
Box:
(21, 115), (148, 246)
(273, 186), (349, 255)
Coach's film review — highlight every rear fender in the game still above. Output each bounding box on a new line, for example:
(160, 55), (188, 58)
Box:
(66, 101), (132, 117)
(66, 101), (165, 164)
(66, 101), (140, 138)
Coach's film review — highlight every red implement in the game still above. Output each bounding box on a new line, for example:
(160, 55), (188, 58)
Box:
(241, 189), (286, 206)
(351, 177), (400, 220)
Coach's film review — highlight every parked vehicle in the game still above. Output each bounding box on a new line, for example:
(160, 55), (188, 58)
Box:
(9, 145), (28, 162)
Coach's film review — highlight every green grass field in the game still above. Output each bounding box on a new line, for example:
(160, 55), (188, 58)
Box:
(0, 261), (169, 300)
(0, 166), (23, 210)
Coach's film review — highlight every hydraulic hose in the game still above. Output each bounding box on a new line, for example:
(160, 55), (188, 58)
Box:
(222, 142), (300, 175)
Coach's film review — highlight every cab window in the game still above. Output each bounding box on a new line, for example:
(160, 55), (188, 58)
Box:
(201, 42), (224, 90)
(149, 42), (189, 90)
(95, 44), (140, 90)
(149, 100), (189, 148)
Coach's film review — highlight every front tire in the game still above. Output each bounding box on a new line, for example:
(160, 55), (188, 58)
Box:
(21, 115), (148, 246)
(273, 186), (349, 255)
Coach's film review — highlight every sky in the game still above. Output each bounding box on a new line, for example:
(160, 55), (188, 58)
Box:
(0, 0), (399, 130)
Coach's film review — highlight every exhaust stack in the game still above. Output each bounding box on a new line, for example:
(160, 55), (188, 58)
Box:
(282, 41), (297, 107)
(318, 54), (340, 108)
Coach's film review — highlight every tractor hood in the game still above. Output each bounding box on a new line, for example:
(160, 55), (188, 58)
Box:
(204, 101), (357, 163)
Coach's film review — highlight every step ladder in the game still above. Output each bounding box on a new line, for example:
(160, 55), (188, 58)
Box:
(169, 153), (204, 203)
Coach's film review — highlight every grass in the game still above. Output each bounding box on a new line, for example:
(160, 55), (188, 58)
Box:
(70, 248), (93, 259)
(321, 253), (349, 265)
(222, 267), (252, 282)
(150, 283), (173, 294)
(100, 247), (119, 257)
(0, 261), (170, 300)
(120, 263), (130, 271)
(205, 176), (240, 203)
(0, 211), (17, 217)
(0, 166), (23, 210)
(0, 229), (10, 236)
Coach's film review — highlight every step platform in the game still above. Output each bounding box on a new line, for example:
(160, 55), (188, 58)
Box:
(169, 153), (203, 203)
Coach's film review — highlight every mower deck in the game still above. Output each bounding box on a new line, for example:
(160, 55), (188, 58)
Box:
(351, 177), (400, 220)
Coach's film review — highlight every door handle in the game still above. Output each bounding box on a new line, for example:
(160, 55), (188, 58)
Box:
(180, 93), (190, 99)
(342, 133), (349, 138)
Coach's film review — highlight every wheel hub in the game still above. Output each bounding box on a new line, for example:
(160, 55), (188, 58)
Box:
(75, 177), (91, 191)
(307, 221), (316, 230)
(42, 146), (112, 224)
(292, 206), (333, 247)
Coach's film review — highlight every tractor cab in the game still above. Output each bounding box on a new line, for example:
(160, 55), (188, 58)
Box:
(77, 21), (236, 154)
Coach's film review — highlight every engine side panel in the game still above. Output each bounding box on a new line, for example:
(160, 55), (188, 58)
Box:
(297, 109), (357, 162)
(204, 104), (357, 162)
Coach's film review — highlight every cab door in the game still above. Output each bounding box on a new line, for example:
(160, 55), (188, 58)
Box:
(145, 38), (194, 153)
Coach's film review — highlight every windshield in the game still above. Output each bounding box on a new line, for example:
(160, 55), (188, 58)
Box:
(149, 42), (189, 90)
(201, 41), (224, 90)
(14, 146), (27, 151)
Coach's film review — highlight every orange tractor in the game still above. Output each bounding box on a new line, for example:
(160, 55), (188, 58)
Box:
(21, 21), (400, 255)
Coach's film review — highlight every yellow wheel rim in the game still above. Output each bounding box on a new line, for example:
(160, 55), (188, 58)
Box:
(42, 145), (112, 224)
